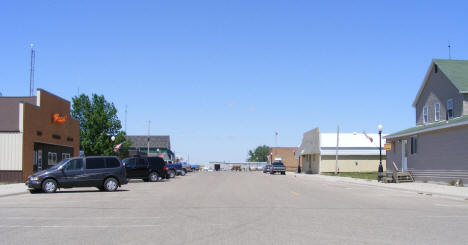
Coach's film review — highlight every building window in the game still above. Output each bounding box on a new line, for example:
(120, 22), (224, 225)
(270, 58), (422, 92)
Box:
(447, 99), (453, 119)
(435, 103), (440, 121)
(423, 106), (428, 123)
(410, 136), (418, 155)
(62, 153), (71, 160)
(48, 152), (58, 167)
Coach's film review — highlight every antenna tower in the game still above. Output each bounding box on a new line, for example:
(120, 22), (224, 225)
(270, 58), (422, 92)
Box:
(448, 41), (452, 59)
(29, 43), (36, 96)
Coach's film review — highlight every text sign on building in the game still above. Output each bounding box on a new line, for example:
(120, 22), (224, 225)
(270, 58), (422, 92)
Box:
(384, 143), (392, 151)
(52, 113), (67, 124)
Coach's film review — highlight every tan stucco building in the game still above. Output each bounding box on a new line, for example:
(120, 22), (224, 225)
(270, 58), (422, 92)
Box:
(297, 128), (386, 174)
(0, 89), (80, 182)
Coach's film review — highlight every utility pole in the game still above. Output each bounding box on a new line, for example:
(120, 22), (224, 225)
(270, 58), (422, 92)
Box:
(335, 125), (339, 175)
(29, 43), (35, 96)
(124, 105), (128, 132)
(147, 120), (151, 156)
(448, 41), (452, 59)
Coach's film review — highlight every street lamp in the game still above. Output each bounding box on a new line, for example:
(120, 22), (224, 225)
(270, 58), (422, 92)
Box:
(111, 136), (115, 142)
(377, 124), (383, 181)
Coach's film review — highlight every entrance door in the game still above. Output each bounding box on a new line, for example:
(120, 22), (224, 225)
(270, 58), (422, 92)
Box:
(36, 150), (43, 171)
(401, 140), (408, 172)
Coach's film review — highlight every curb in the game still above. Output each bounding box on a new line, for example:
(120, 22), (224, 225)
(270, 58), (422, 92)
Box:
(292, 173), (468, 201)
(0, 191), (28, 198)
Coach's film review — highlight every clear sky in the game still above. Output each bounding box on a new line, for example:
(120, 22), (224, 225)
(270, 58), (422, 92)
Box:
(1, 1), (468, 164)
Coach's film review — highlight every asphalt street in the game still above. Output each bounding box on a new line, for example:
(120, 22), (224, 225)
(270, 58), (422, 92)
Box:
(1, 172), (468, 245)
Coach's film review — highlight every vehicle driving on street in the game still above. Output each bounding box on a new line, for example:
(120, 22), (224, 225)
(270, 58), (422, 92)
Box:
(270, 162), (286, 175)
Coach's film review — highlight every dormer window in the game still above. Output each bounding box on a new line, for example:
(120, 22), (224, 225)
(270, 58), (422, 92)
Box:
(423, 106), (428, 123)
(447, 99), (453, 119)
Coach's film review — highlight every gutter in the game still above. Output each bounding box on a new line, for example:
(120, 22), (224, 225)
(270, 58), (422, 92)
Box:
(385, 119), (468, 139)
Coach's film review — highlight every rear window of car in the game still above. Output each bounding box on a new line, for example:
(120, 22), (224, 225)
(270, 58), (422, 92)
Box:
(272, 163), (284, 166)
(86, 158), (106, 169)
(148, 157), (163, 165)
(106, 158), (121, 168)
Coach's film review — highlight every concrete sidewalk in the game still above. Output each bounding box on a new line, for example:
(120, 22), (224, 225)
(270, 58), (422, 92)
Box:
(0, 183), (28, 197)
(290, 172), (468, 200)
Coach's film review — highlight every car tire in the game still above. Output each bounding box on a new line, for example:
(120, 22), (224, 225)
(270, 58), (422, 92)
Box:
(29, 188), (41, 194)
(42, 179), (57, 193)
(181, 169), (186, 176)
(270, 171), (274, 175)
(169, 170), (176, 178)
(281, 172), (286, 175)
(149, 172), (160, 182)
(103, 177), (118, 192)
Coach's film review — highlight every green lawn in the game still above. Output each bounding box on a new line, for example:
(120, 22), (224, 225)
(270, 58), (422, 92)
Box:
(0, 182), (15, 185)
(323, 172), (380, 180)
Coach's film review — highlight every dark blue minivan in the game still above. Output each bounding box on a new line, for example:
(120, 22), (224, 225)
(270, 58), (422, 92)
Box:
(25, 156), (128, 193)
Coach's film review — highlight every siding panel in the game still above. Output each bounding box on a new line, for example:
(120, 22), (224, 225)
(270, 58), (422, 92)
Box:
(0, 133), (23, 170)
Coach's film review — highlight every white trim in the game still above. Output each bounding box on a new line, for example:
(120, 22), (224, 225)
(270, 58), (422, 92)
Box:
(19, 103), (24, 133)
(385, 118), (468, 139)
(36, 89), (41, 107)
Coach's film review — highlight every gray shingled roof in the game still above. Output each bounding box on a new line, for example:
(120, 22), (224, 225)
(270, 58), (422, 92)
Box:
(125, 135), (171, 149)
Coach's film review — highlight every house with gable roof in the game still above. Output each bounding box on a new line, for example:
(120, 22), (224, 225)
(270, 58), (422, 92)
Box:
(385, 59), (468, 183)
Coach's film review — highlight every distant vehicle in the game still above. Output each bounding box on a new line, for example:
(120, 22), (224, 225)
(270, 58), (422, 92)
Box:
(214, 164), (221, 171)
(123, 156), (167, 182)
(25, 156), (128, 193)
(180, 162), (192, 173)
(166, 161), (184, 178)
(270, 162), (286, 175)
(263, 164), (271, 173)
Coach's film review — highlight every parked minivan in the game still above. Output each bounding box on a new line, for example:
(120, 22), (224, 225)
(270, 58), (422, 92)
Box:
(123, 156), (167, 182)
(25, 156), (128, 193)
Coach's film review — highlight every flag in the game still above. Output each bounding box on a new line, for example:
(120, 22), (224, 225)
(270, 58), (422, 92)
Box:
(363, 132), (373, 143)
(114, 143), (123, 152)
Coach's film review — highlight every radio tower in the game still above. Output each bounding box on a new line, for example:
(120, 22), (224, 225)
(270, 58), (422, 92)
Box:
(29, 43), (36, 96)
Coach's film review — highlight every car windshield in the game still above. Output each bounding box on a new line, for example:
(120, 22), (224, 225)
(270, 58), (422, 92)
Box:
(48, 159), (70, 170)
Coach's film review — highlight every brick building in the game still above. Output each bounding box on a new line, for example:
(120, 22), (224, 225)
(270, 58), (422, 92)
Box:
(0, 89), (80, 182)
(269, 147), (298, 172)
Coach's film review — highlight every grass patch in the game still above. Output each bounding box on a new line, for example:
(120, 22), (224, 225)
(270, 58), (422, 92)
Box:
(323, 172), (379, 180)
(0, 182), (15, 185)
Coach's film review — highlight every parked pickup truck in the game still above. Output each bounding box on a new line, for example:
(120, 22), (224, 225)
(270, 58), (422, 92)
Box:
(270, 162), (286, 175)
(180, 162), (192, 173)
(165, 161), (184, 178)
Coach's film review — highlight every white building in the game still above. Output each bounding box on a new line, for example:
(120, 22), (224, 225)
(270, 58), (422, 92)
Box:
(297, 128), (386, 173)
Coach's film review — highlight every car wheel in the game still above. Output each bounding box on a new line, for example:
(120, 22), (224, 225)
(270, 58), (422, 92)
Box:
(181, 169), (186, 176)
(42, 179), (57, 193)
(149, 172), (160, 182)
(281, 172), (286, 175)
(103, 177), (118, 192)
(270, 171), (274, 175)
(169, 170), (176, 178)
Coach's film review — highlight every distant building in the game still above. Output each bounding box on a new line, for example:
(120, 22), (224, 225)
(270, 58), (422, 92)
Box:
(297, 128), (386, 174)
(385, 59), (468, 183)
(269, 147), (298, 171)
(0, 89), (80, 182)
(208, 161), (266, 171)
(125, 135), (174, 160)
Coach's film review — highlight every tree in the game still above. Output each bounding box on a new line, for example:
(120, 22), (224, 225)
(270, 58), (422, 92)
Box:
(247, 145), (270, 162)
(71, 93), (130, 156)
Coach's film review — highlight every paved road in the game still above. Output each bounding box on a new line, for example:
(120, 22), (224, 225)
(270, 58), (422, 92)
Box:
(1, 172), (468, 245)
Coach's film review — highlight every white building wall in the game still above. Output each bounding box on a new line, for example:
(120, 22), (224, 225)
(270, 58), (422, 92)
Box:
(0, 133), (23, 170)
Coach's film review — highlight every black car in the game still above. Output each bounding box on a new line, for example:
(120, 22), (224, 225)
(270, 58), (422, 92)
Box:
(123, 156), (167, 182)
(263, 164), (271, 173)
(25, 156), (128, 193)
(270, 162), (286, 175)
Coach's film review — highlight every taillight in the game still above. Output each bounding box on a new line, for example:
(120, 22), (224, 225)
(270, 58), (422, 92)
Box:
(163, 165), (167, 171)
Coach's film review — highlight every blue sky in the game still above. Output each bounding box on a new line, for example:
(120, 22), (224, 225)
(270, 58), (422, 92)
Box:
(1, 1), (468, 164)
